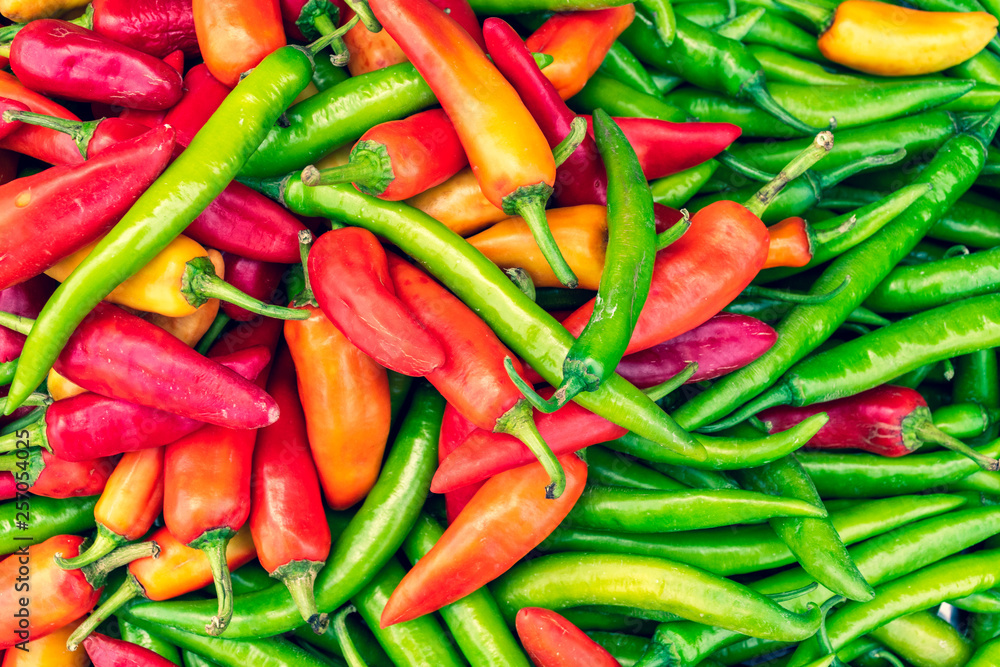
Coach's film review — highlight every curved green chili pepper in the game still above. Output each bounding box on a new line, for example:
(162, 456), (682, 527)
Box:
(0, 495), (97, 555)
(119, 619), (183, 665)
(570, 73), (688, 123)
(867, 610), (974, 667)
(675, 0), (735, 27)
(951, 50), (1000, 87)
(598, 42), (661, 96)
(129, 384), (443, 638)
(4, 44), (316, 414)
(933, 402), (1000, 440)
(588, 632), (650, 666)
(865, 247), (1000, 313)
(492, 553), (823, 642)
(650, 463), (738, 489)
(744, 10), (824, 60)
(585, 445), (689, 491)
(747, 44), (867, 86)
(559, 608), (659, 635)
(650, 160), (719, 208)
(969, 635), (1000, 665)
(954, 348), (1000, 444)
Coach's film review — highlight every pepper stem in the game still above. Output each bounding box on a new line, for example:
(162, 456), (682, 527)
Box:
(56, 523), (127, 571)
(916, 422), (1000, 471)
(302, 142), (393, 196)
(1, 110), (97, 159)
(192, 529), (236, 636)
(967, 99), (1000, 148)
(697, 382), (795, 432)
(495, 399), (566, 499)
(552, 117), (588, 169)
(716, 8), (765, 40)
(865, 649), (905, 667)
(773, 0), (834, 32)
(81, 540), (160, 590)
(503, 357), (568, 414)
(181, 257), (309, 320)
(275, 560), (328, 634)
(308, 13), (361, 60)
(343, 0), (381, 32)
(766, 583), (819, 602)
(741, 71), (825, 135)
(333, 605), (370, 667)
(294, 230), (319, 308)
(741, 276), (850, 305)
(812, 215), (857, 246)
(744, 131), (834, 218)
(504, 268), (536, 302)
(0, 401), (45, 437)
(0, 410), (48, 454)
(638, 0), (677, 46)
(643, 362), (698, 402)
(715, 151), (775, 183)
(0, 310), (34, 336)
(511, 194), (578, 289)
(66, 573), (144, 652)
(0, 448), (44, 484)
(0, 359), (15, 387)
(816, 149), (906, 190)
(656, 211), (690, 251)
(195, 313), (232, 355)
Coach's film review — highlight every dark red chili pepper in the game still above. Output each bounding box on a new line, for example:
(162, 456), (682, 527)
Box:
(0, 347), (272, 462)
(516, 607), (621, 667)
(92, 0), (200, 58)
(759, 384), (1000, 470)
(0, 150), (17, 186)
(0, 303), (279, 429)
(83, 632), (179, 667)
(307, 227), (447, 376)
(118, 49), (185, 128)
(0, 473), (14, 501)
(438, 402), (483, 524)
(0, 125), (175, 292)
(428, 0), (485, 50)
(162, 64), (231, 148)
(207, 315), (285, 358)
(0, 97), (27, 140)
(250, 345), (332, 633)
(9, 21), (184, 110)
(0, 71), (87, 166)
(219, 255), (286, 322)
(302, 108), (468, 201)
(0, 449), (117, 499)
(1, 111), (149, 160)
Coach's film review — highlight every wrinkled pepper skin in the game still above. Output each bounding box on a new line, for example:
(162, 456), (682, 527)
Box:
(92, 0), (199, 57)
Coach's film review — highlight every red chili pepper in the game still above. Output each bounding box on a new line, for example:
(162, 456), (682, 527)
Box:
(342, 6), (407, 76)
(371, 0), (576, 287)
(1, 111), (149, 161)
(0, 347), (272, 462)
(438, 402), (482, 524)
(0, 125), (175, 292)
(219, 255), (285, 322)
(524, 7), (636, 100)
(13, 451), (117, 499)
(208, 315), (285, 358)
(761, 215), (853, 270)
(0, 473), (14, 501)
(303, 108), (468, 201)
(83, 632), (178, 667)
(0, 71), (86, 166)
(193, 0), (286, 88)
(0, 535), (154, 649)
(0, 150), (17, 186)
(307, 228), (446, 376)
(387, 253), (566, 496)
(427, 0), (484, 50)
(280, 0), (346, 41)
(0, 97), (27, 140)
(92, 0), (200, 57)
(382, 453), (587, 626)
(9, 21), (183, 110)
(250, 345), (332, 633)
(516, 607), (621, 667)
(562, 201), (771, 356)
(118, 49), (185, 128)
(162, 63), (231, 148)
(759, 384), (1000, 469)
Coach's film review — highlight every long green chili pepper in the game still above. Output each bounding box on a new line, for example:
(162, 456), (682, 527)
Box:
(744, 10), (824, 60)
(511, 110), (657, 412)
(675, 0), (735, 27)
(868, 610), (975, 667)
(129, 384), (443, 638)
(598, 42), (661, 96)
(588, 632), (650, 666)
(725, 297), (890, 327)
(865, 247), (1000, 313)
(650, 463), (739, 489)
(954, 348), (1000, 444)
(747, 44), (867, 86)
(948, 589), (1000, 613)
(585, 446), (689, 491)
(571, 73), (688, 123)
(3, 42), (319, 414)
(0, 495), (97, 555)
(969, 635), (1000, 666)
(951, 50), (1000, 86)
(118, 619), (183, 665)
(651, 160), (719, 207)
(673, 102), (1000, 432)
(970, 612), (1000, 646)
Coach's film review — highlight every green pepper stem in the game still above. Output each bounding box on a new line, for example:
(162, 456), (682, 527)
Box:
(195, 313), (232, 355)
(697, 382), (795, 432)
(715, 151), (775, 183)
(812, 215), (857, 247)
(55, 523), (127, 571)
(2, 110), (96, 159)
(333, 605), (369, 667)
(503, 357), (570, 414)
(275, 560), (328, 635)
(816, 595), (846, 655)
(513, 196), (578, 289)
(968, 100), (1000, 148)
(181, 257), (309, 320)
(742, 71), (825, 136)
(552, 117), (588, 169)
(343, 0), (381, 32)
(504, 268), (536, 302)
(0, 407), (48, 455)
(193, 530), (236, 636)
(766, 583), (819, 602)
(716, 7), (764, 39)
(308, 13), (360, 62)
(302, 142), (393, 196)
(0, 401), (45, 437)
(943, 244), (970, 259)
(916, 422), (1000, 471)
(773, 0), (833, 32)
(741, 276), (850, 305)
(643, 362), (698, 402)
(655, 212), (690, 251)
(81, 540), (160, 590)
(0, 359), (16, 388)
(66, 573), (144, 652)
(638, 0), (677, 46)
(816, 149), (906, 190)
(865, 650), (905, 667)
(313, 12), (337, 36)
(495, 398), (566, 499)
(0, 310), (34, 336)
(294, 230), (319, 308)
(744, 131), (834, 218)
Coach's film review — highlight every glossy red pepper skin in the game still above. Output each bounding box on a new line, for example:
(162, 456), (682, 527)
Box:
(0, 473), (14, 500)
(438, 402), (482, 524)
(562, 201), (771, 355)
(758, 385), (932, 457)
(92, 0), (199, 57)
(0, 98), (27, 141)
(309, 228), (446, 376)
(280, 0), (346, 40)
(10, 21), (183, 110)
(484, 18), (606, 208)
(84, 632), (179, 667)
(0, 71), (83, 166)
(428, 0), (484, 49)
(517, 608), (621, 667)
(219, 255), (286, 322)
(28, 451), (117, 499)
(80, 118), (150, 158)
(0, 276), (56, 363)
(118, 50), (185, 129)
(162, 64), (231, 149)
(0, 536), (100, 649)
(382, 453), (587, 626)
(208, 315), (285, 359)
(51, 303), (279, 430)
(0, 126), (175, 292)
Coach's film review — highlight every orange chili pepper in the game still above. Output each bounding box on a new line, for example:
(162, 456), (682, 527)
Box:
(342, 7), (408, 76)
(764, 216), (813, 269)
(192, 0), (287, 88)
(525, 6), (636, 100)
(405, 167), (507, 237)
(284, 305), (391, 510)
(0, 618), (87, 667)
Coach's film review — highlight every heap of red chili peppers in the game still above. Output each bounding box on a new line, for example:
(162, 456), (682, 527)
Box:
(1, 0), (1000, 665)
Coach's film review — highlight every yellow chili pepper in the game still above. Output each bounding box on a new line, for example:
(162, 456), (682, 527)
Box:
(0, 0), (89, 22)
(407, 167), (508, 237)
(1, 618), (88, 666)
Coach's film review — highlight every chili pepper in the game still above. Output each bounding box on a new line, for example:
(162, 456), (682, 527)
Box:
(934, 402), (1000, 440)
(516, 607), (620, 667)
(306, 227), (446, 376)
(0, 276), (54, 370)
(585, 445), (688, 491)
(192, 0), (286, 88)
(400, 168), (505, 236)
(437, 403), (482, 523)
(119, 619), (183, 665)
(281, 0), (344, 41)
(3, 112), (150, 161)
(747, 44), (864, 86)
(1, 618), (87, 667)
(115, 49), (185, 129)
(0, 496), (97, 556)
(0, 447), (116, 499)
(83, 633), (179, 667)
(5, 20), (183, 110)
(651, 161), (719, 208)
(763, 216), (840, 268)
(867, 610), (974, 667)
(954, 348), (1000, 444)
(745, 9), (824, 59)
(0, 535), (155, 649)
(464, 0), (631, 9)
(67, 526), (257, 650)
(865, 247), (1000, 313)
(402, 513), (531, 666)
(599, 42), (660, 96)
(381, 452), (586, 626)
(0, 126), (174, 292)
(539, 493), (965, 576)
(5, 40), (315, 415)
(0, 71), (86, 166)
(302, 109), (467, 200)
(674, 104), (1000, 431)
(570, 73), (688, 125)
(92, 0), (199, 57)
(524, 6), (635, 100)
(675, 0), (734, 27)
(162, 64), (230, 149)
(214, 256), (286, 322)
(0, 98), (25, 141)
(341, 5), (406, 76)
(250, 345), (332, 633)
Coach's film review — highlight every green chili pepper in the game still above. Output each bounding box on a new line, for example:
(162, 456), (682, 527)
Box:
(352, 558), (465, 667)
(726, 297), (890, 327)
(950, 50), (1000, 86)
(296, 599), (392, 666)
(181, 650), (223, 667)
(734, 455), (873, 601)
(648, 463), (738, 489)
(492, 553), (823, 642)
(119, 619), (183, 665)
(0, 494), (97, 554)
(619, 8), (817, 132)
(128, 384), (443, 638)
(747, 44), (867, 86)
(969, 636), (1000, 666)
(867, 610), (974, 667)
(933, 402), (1000, 440)
(559, 608), (659, 635)
(954, 349), (1000, 441)
(4, 44), (317, 413)
(970, 612), (1000, 646)
(673, 103), (1000, 432)
(926, 191), (1000, 248)
(650, 160), (719, 207)
(949, 589), (1000, 613)
(865, 248), (1000, 313)
(675, 0), (734, 27)
(598, 42), (661, 96)
(744, 11), (824, 60)
(311, 54), (351, 92)
(715, 7), (766, 38)
(588, 632), (650, 665)
(570, 73), (687, 123)
(401, 513), (530, 667)
(585, 445), (689, 491)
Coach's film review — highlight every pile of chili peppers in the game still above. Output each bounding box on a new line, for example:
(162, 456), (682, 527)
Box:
(2, 0), (1000, 665)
